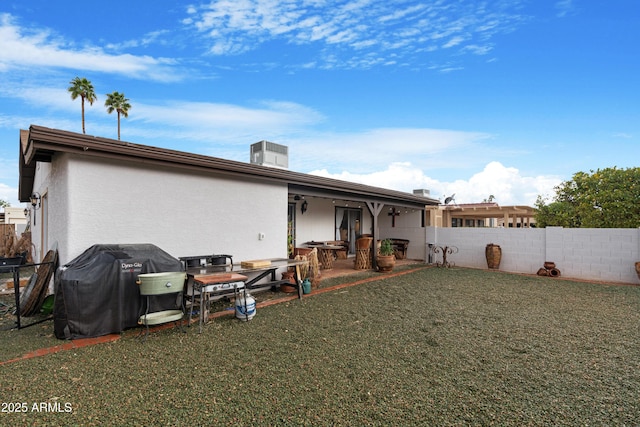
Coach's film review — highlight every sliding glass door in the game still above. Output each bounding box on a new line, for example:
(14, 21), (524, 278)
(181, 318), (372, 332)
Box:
(335, 207), (362, 254)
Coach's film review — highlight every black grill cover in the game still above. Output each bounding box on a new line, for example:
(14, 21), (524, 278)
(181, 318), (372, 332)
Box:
(54, 244), (183, 339)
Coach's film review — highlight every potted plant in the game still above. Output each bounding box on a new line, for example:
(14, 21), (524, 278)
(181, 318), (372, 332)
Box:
(377, 239), (396, 272)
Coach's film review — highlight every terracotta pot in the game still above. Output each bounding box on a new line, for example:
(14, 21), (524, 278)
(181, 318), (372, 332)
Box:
(377, 255), (395, 272)
(544, 261), (556, 270)
(485, 244), (501, 269)
(294, 247), (313, 257)
(635, 262), (640, 281)
(280, 271), (296, 293)
(356, 237), (373, 250)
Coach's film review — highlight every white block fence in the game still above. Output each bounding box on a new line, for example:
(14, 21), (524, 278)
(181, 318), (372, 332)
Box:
(420, 226), (640, 284)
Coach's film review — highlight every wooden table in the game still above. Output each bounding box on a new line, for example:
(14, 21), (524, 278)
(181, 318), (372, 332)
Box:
(315, 245), (345, 270)
(186, 258), (309, 331)
(188, 272), (248, 333)
(187, 259), (308, 293)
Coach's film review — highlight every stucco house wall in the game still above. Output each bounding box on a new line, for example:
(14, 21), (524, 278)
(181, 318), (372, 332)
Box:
(292, 198), (374, 248)
(378, 208), (427, 260)
(291, 197), (335, 246)
(33, 153), (287, 265)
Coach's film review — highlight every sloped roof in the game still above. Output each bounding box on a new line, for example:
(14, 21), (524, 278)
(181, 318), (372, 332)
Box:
(19, 125), (439, 208)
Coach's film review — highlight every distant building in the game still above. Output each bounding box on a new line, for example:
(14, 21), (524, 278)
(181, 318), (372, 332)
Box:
(427, 202), (536, 228)
(0, 206), (28, 235)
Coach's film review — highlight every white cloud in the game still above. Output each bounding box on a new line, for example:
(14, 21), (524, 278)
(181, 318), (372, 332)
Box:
(105, 30), (172, 50)
(184, 0), (528, 69)
(443, 36), (465, 49)
(0, 76), (326, 142)
(132, 99), (324, 136)
(555, 0), (576, 18)
(378, 4), (427, 23)
(613, 132), (632, 139)
(453, 162), (561, 205)
(281, 127), (495, 174)
(0, 182), (20, 207)
(0, 153), (20, 206)
(1, 86), (77, 112)
(462, 44), (493, 55)
(310, 161), (561, 206)
(0, 14), (181, 82)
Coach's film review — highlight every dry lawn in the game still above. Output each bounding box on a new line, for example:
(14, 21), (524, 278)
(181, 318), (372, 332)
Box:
(1, 267), (639, 426)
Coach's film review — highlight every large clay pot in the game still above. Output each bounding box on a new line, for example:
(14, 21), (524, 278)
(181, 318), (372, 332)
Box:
(485, 244), (502, 269)
(377, 255), (395, 272)
(294, 247), (313, 257)
(356, 237), (372, 250)
(635, 262), (640, 281)
(280, 271), (296, 293)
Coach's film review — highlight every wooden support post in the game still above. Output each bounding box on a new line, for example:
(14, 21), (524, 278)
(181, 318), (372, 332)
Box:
(366, 201), (384, 270)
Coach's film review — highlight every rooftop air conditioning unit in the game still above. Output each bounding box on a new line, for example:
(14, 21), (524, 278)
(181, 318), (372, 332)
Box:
(250, 140), (289, 169)
(413, 189), (430, 197)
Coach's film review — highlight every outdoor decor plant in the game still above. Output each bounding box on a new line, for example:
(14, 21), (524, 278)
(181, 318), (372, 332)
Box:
(377, 239), (396, 272)
(379, 239), (394, 256)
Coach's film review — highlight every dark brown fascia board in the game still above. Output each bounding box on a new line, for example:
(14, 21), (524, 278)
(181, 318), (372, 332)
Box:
(22, 125), (439, 207)
(18, 129), (36, 202)
(287, 184), (430, 210)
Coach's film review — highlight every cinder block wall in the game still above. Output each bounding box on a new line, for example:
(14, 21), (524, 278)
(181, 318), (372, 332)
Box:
(423, 226), (640, 284)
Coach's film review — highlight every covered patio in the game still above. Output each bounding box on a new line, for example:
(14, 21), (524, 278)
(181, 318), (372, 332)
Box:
(311, 255), (424, 281)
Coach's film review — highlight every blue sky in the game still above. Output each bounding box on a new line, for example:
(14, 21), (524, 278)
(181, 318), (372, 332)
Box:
(1, 0), (638, 208)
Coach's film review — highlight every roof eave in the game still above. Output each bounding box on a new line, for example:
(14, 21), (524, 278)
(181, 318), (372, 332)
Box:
(20, 125), (440, 208)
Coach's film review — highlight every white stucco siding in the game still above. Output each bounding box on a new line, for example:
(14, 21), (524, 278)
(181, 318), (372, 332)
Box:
(29, 158), (71, 263)
(293, 198), (336, 244)
(292, 198), (373, 247)
(52, 154), (287, 264)
(378, 208), (426, 260)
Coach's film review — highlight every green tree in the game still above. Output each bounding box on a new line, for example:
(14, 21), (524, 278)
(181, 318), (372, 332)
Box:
(535, 167), (640, 228)
(105, 91), (131, 140)
(68, 77), (97, 134)
(534, 195), (579, 228)
(0, 199), (10, 208)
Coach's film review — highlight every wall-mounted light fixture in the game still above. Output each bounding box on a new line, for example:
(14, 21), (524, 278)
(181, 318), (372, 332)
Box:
(301, 200), (308, 214)
(30, 192), (41, 209)
(29, 192), (41, 225)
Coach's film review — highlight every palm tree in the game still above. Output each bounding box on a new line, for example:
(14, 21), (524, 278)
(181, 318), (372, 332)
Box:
(68, 77), (97, 134)
(104, 91), (131, 141)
